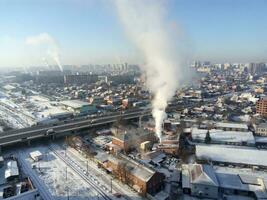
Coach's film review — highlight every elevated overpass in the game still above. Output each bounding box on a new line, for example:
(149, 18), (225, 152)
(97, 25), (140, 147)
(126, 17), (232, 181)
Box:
(0, 109), (151, 148)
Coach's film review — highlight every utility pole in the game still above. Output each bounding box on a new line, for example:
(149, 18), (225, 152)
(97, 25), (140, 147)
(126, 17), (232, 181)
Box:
(66, 166), (68, 181)
(65, 137), (67, 157)
(86, 160), (88, 175)
(67, 186), (69, 200)
(110, 178), (113, 193)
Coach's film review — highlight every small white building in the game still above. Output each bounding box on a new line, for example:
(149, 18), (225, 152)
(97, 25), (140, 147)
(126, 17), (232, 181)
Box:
(5, 160), (19, 181)
(29, 151), (43, 162)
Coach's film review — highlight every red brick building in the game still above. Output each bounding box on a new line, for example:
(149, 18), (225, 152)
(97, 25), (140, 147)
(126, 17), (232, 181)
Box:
(102, 154), (165, 196)
(110, 127), (156, 153)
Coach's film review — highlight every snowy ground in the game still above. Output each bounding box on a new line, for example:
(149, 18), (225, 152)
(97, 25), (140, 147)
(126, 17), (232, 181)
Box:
(9, 145), (113, 200)
(4, 142), (146, 200)
(60, 144), (145, 200)
(0, 90), (68, 130)
(0, 97), (35, 129)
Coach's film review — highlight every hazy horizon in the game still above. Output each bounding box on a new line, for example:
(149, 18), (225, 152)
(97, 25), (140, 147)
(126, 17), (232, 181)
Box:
(0, 0), (267, 68)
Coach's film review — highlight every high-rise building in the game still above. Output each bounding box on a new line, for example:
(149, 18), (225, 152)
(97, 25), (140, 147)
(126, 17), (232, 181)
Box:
(256, 97), (267, 117)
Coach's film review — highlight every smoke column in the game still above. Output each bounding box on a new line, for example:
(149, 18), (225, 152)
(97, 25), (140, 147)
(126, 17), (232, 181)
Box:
(115, 0), (188, 142)
(26, 33), (63, 72)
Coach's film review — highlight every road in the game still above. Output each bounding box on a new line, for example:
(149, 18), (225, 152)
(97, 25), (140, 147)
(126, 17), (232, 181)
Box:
(0, 109), (151, 147)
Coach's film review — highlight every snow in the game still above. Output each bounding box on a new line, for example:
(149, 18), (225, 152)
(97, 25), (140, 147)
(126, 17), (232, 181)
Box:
(192, 128), (255, 144)
(196, 145), (267, 167)
(4, 143), (144, 200)
(5, 160), (19, 179)
(14, 146), (104, 200)
(215, 122), (248, 130)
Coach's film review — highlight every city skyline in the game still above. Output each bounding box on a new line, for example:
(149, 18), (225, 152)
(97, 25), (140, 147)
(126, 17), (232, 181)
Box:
(0, 0), (267, 68)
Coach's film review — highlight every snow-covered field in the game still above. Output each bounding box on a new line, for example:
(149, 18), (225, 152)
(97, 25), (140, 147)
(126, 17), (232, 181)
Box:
(0, 97), (35, 129)
(0, 92), (69, 130)
(5, 142), (146, 200)
(13, 145), (109, 200)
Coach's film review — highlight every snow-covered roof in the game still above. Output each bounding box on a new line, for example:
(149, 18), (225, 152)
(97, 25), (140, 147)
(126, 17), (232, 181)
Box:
(257, 123), (267, 129)
(216, 173), (267, 199)
(5, 160), (19, 179)
(192, 128), (255, 144)
(60, 100), (89, 109)
(215, 122), (248, 130)
(189, 164), (219, 187)
(196, 145), (267, 167)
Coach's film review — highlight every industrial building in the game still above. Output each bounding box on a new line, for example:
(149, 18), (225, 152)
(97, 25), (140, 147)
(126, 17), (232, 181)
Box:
(60, 100), (97, 115)
(64, 74), (98, 85)
(214, 122), (248, 132)
(110, 126), (156, 153)
(196, 145), (267, 168)
(191, 128), (255, 146)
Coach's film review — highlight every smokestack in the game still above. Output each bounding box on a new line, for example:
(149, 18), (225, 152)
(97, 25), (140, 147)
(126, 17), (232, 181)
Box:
(115, 0), (189, 141)
(26, 33), (63, 72)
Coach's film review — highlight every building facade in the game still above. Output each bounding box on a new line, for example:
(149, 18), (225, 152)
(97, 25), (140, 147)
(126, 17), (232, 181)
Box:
(256, 97), (267, 117)
(256, 123), (267, 136)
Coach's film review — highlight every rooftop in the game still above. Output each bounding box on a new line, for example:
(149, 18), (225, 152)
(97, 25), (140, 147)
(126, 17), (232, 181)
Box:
(192, 128), (255, 144)
(257, 123), (267, 129)
(60, 100), (90, 109)
(196, 145), (267, 167)
(189, 164), (219, 187)
(215, 122), (248, 130)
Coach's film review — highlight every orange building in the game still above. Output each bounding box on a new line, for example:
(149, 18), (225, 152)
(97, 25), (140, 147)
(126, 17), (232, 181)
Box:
(256, 97), (267, 117)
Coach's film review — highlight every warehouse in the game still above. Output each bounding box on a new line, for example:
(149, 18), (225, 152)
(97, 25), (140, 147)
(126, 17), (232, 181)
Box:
(191, 128), (255, 146)
(214, 122), (248, 132)
(196, 145), (267, 168)
(60, 100), (97, 114)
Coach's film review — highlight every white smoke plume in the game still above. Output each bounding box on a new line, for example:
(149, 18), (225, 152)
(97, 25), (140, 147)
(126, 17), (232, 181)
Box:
(115, 0), (189, 142)
(26, 33), (63, 72)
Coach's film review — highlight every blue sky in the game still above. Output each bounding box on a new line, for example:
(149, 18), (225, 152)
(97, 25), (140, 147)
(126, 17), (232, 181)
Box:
(0, 0), (266, 67)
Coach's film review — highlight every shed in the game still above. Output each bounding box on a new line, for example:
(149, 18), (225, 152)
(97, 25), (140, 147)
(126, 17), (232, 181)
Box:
(29, 151), (43, 162)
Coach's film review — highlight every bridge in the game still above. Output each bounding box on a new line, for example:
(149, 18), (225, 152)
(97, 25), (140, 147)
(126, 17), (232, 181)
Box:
(0, 109), (151, 149)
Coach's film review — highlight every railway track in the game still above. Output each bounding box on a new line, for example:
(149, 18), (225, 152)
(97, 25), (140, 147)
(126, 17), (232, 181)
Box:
(48, 145), (112, 200)
(64, 148), (136, 200)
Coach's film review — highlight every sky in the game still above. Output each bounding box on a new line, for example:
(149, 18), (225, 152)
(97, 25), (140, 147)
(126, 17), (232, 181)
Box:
(0, 0), (266, 68)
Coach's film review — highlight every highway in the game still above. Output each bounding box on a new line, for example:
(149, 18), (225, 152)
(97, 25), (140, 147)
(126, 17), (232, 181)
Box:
(0, 109), (151, 147)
